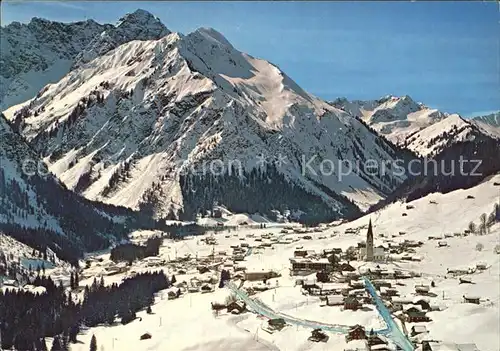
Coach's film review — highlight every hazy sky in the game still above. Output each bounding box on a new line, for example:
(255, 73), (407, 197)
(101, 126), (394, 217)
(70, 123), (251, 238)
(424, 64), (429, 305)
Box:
(2, 1), (499, 116)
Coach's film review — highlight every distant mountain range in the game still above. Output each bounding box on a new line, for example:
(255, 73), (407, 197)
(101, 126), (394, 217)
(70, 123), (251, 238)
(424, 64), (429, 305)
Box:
(1, 9), (499, 230)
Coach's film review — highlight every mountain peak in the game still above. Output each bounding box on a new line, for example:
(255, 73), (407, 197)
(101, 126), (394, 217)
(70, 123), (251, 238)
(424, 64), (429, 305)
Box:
(114, 9), (170, 37)
(116, 9), (166, 31)
(190, 27), (234, 48)
(72, 9), (170, 68)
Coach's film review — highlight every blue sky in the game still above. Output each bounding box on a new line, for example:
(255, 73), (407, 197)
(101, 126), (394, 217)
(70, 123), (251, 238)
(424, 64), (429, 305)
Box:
(2, 1), (498, 117)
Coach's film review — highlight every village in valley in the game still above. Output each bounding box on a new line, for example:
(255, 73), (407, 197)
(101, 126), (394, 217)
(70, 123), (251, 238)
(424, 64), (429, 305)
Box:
(7, 175), (494, 351)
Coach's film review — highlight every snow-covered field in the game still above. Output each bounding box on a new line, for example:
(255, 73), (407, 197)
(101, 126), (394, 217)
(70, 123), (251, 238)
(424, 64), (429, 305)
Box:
(45, 174), (500, 351)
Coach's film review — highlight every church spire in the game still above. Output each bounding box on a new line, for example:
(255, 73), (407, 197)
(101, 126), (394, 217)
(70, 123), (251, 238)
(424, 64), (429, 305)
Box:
(366, 219), (374, 261)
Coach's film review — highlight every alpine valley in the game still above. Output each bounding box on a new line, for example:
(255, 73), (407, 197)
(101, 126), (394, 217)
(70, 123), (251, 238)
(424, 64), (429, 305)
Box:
(0, 8), (499, 351)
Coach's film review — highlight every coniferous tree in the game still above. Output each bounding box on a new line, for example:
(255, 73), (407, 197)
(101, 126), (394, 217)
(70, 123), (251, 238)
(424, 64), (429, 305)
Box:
(89, 335), (97, 351)
(479, 213), (488, 235)
(51, 336), (63, 351)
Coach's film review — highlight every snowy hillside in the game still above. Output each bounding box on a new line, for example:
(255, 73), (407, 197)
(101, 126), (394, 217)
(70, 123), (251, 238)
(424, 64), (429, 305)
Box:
(331, 95), (449, 145)
(0, 9), (170, 111)
(0, 114), (157, 263)
(402, 114), (475, 157)
(62, 174), (500, 351)
(472, 111), (500, 139)
(3, 13), (412, 222)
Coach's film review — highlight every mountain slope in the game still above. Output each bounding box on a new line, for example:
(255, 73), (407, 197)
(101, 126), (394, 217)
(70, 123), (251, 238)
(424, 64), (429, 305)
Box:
(472, 111), (500, 139)
(368, 115), (500, 211)
(0, 114), (158, 263)
(331, 95), (449, 145)
(0, 9), (170, 111)
(402, 114), (476, 157)
(2, 19), (413, 223)
(0, 18), (108, 110)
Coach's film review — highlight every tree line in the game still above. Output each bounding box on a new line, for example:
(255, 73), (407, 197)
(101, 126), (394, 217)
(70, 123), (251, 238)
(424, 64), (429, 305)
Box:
(0, 271), (170, 350)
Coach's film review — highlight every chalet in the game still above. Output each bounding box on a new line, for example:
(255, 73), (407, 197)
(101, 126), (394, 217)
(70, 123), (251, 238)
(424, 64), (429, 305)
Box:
(447, 267), (471, 275)
(140, 333), (152, 340)
(253, 282), (270, 292)
(348, 288), (366, 297)
(413, 298), (431, 311)
(380, 287), (399, 297)
(404, 305), (429, 322)
(323, 248), (342, 256)
(344, 296), (362, 311)
(167, 287), (181, 300)
(244, 270), (278, 281)
(372, 280), (392, 289)
(227, 301), (246, 314)
(390, 297), (413, 311)
(294, 250), (309, 257)
(437, 241), (448, 247)
(403, 240), (423, 248)
(463, 295), (480, 304)
(339, 263), (356, 272)
(476, 262), (487, 270)
(380, 269), (395, 279)
(267, 318), (286, 331)
(290, 257), (332, 276)
(349, 280), (365, 289)
(326, 295), (344, 306)
(346, 324), (366, 341)
(200, 284), (213, 293)
(368, 334), (390, 347)
(415, 284), (430, 294)
(459, 277), (474, 284)
(308, 328), (329, 343)
(411, 325), (428, 336)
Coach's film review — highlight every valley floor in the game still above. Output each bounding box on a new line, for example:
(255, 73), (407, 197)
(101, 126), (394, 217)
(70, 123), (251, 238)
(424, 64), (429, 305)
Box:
(11, 174), (500, 351)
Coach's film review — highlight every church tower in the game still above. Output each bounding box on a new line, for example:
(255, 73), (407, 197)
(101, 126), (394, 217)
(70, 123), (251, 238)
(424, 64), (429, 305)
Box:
(366, 219), (374, 261)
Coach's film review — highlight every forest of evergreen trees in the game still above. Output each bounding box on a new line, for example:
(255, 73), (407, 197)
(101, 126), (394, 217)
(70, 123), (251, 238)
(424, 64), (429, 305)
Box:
(0, 271), (170, 350)
(178, 163), (361, 225)
(110, 236), (162, 263)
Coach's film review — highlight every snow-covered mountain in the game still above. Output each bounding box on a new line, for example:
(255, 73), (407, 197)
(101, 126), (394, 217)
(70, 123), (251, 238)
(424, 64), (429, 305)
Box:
(331, 95), (449, 145)
(2, 13), (413, 223)
(402, 114), (476, 157)
(0, 9), (170, 111)
(472, 111), (500, 139)
(0, 114), (157, 263)
(72, 9), (170, 69)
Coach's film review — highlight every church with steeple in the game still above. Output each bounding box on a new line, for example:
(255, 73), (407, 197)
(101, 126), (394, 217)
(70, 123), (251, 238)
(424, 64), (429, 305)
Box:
(358, 219), (385, 262)
(366, 219), (374, 261)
